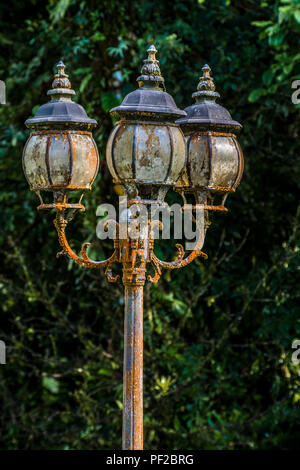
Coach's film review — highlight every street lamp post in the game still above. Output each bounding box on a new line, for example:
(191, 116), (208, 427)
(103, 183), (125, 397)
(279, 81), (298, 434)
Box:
(22, 46), (244, 450)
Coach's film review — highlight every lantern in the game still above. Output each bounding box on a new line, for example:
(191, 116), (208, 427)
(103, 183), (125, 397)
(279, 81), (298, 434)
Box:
(175, 64), (244, 211)
(22, 61), (99, 211)
(106, 45), (186, 203)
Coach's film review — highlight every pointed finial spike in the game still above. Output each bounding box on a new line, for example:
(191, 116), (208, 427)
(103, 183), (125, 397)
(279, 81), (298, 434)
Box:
(197, 63), (215, 92)
(147, 44), (157, 55)
(56, 60), (66, 75)
(137, 44), (164, 88)
(202, 64), (211, 78)
(147, 45), (158, 63)
(192, 63), (220, 102)
(52, 60), (71, 89)
(147, 45), (157, 52)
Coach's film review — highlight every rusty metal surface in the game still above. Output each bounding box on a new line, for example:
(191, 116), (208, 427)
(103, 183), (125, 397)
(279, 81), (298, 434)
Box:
(23, 129), (99, 211)
(38, 202), (85, 211)
(25, 62), (97, 128)
(53, 202), (208, 288)
(24, 51), (234, 452)
(23, 130), (99, 191)
(106, 121), (185, 190)
(175, 131), (243, 193)
(181, 204), (228, 212)
(123, 285), (144, 450)
(175, 64), (241, 133)
(110, 46), (186, 120)
(209, 134), (241, 189)
(54, 212), (119, 275)
(51, 204), (208, 450)
(175, 65), (244, 215)
(106, 46), (186, 203)
(23, 63), (99, 212)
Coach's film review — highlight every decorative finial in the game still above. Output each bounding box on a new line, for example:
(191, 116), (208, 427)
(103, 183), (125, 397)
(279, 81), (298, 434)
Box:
(52, 60), (71, 89)
(137, 45), (164, 88)
(56, 60), (66, 74)
(192, 64), (220, 102)
(146, 45), (158, 61)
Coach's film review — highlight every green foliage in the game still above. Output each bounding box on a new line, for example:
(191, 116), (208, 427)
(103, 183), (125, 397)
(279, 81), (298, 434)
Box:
(250, 0), (300, 101)
(0, 0), (299, 450)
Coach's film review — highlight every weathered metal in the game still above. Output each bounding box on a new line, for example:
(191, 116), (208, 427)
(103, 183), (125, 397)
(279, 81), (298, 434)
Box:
(121, 236), (147, 450)
(52, 202), (206, 451)
(123, 284), (143, 450)
(22, 49), (244, 452)
(106, 46), (186, 202)
(175, 64), (244, 211)
(110, 45), (186, 119)
(23, 62), (99, 210)
(39, 51), (207, 452)
(23, 130), (99, 190)
(25, 61), (97, 128)
(53, 206), (207, 282)
(106, 120), (185, 198)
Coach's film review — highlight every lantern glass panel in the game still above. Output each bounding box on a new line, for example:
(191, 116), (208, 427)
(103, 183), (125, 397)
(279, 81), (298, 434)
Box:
(106, 46), (186, 202)
(23, 62), (99, 210)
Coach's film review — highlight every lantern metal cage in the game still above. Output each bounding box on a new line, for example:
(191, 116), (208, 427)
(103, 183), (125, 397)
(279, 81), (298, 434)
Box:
(106, 45), (187, 205)
(22, 61), (99, 212)
(175, 64), (244, 216)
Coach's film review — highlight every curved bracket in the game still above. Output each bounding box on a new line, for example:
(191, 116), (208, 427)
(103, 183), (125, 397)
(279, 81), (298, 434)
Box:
(147, 210), (208, 282)
(53, 207), (208, 285)
(54, 213), (119, 282)
(148, 244), (208, 283)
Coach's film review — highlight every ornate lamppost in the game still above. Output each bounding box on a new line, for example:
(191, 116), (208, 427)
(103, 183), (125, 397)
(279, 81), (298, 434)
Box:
(22, 47), (244, 450)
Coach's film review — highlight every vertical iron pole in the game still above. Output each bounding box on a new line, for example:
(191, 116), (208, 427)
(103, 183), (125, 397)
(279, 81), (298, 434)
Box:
(122, 284), (143, 450)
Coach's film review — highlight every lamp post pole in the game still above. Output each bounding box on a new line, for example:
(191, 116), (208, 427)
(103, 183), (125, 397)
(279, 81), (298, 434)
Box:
(22, 46), (244, 451)
(121, 237), (147, 450)
(123, 281), (144, 449)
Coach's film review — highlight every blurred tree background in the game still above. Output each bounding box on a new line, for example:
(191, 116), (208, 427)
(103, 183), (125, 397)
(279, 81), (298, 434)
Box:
(0, 0), (299, 450)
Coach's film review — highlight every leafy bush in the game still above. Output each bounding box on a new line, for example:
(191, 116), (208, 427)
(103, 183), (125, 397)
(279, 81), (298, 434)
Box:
(0, 0), (299, 449)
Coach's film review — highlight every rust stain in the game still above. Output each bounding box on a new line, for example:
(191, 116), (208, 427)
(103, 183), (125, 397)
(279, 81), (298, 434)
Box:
(175, 129), (242, 212)
(51, 199), (209, 449)
(24, 129), (99, 211)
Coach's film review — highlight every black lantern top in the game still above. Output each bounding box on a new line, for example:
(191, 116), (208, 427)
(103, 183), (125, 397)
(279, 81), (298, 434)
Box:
(176, 64), (241, 132)
(25, 61), (97, 129)
(110, 45), (186, 120)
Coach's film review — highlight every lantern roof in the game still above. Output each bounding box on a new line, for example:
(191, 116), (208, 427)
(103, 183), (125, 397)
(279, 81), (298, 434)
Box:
(110, 45), (186, 120)
(176, 64), (242, 132)
(25, 61), (97, 129)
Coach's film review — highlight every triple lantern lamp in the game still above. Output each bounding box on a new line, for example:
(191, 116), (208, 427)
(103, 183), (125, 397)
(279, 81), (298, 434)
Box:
(23, 46), (243, 219)
(22, 45), (244, 451)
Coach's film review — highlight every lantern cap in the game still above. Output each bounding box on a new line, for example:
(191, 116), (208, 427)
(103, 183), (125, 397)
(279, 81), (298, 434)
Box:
(176, 64), (241, 132)
(25, 61), (97, 129)
(110, 45), (186, 120)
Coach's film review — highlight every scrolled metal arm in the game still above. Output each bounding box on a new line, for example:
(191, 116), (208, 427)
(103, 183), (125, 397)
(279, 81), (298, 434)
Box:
(148, 243), (207, 283)
(147, 214), (208, 283)
(54, 208), (208, 285)
(54, 212), (119, 281)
